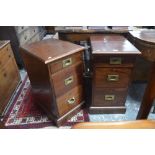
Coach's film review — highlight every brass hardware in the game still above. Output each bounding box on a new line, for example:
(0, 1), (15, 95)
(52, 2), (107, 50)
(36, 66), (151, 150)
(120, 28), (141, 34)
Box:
(107, 74), (119, 81)
(63, 58), (72, 68)
(110, 57), (122, 65)
(67, 97), (75, 104)
(64, 76), (73, 86)
(105, 95), (115, 101)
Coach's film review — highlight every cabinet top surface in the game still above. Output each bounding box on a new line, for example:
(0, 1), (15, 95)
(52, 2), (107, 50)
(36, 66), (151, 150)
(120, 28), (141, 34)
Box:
(90, 35), (141, 55)
(0, 40), (10, 50)
(21, 39), (85, 64)
(129, 30), (155, 44)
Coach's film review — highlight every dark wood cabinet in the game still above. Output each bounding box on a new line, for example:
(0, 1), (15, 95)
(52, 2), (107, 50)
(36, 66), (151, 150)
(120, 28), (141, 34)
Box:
(128, 30), (155, 119)
(20, 39), (85, 126)
(89, 35), (141, 114)
(0, 41), (21, 117)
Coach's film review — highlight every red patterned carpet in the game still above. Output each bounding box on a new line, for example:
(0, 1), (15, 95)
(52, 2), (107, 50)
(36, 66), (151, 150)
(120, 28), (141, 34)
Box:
(4, 75), (89, 129)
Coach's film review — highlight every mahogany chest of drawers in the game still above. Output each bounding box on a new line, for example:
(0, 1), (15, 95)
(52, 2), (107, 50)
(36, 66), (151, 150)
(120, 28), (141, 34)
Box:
(0, 41), (21, 117)
(89, 35), (141, 114)
(20, 39), (85, 126)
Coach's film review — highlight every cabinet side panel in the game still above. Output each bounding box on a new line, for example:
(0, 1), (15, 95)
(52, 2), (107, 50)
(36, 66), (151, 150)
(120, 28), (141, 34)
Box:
(20, 49), (59, 118)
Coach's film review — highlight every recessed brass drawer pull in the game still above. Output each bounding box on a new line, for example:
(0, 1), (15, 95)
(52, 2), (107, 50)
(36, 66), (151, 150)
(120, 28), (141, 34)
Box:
(64, 76), (73, 86)
(67, 97), (75, 104)
(110, 57), (122, 65)
(63, 58), (72, 68)
(107, 74), (119, 81)
(105, 95), (115, 101)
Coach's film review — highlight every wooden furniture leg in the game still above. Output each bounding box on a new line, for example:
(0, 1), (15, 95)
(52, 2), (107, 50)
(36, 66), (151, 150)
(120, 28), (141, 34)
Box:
(137, 62), (155, 119)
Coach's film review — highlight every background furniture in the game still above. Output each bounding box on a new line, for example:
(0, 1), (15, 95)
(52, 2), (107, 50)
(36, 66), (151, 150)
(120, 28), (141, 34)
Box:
(128, 30), (155, 119)
(57, 27), (129, 43)
(0, 26), (46, 68)
(89, 35), (141, 114)
(20, 39), (85, 126)
(56, 27), (151, 82)
(72, 120), (155, 129)
(0, 41), (21, 117)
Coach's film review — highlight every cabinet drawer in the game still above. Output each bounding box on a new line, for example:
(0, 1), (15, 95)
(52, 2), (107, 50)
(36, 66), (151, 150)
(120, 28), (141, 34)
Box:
(0, 44), (13, 68)
(93, 55), (136, 67)
(95, 68), (132, 88)
(15, 26), (28, 34)
(0, 58), (20, 114)
(56, 85), (84, 117)
(93, 87), (128, 107)
(51, 63), (83, 97)
(49, 52), (82, 74)
(18, 27), (37, 45)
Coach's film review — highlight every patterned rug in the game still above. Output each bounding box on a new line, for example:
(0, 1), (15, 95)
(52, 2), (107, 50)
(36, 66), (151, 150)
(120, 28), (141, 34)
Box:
(4, 75), (89, 129)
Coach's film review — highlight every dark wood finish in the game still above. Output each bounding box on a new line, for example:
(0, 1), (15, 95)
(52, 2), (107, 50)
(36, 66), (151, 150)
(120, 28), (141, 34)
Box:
(20, 39), (85, 126)
(55, 28), (129, 42)
(21, 39), (84, 63)
(89, 106), (126, 114)
(91, 35), (139, 54)
(49, 52), (82, 74)
(127, 30), (154, 81)
(129, 30), (155, 62)
(137, 62), (155, 119)
(94, 68), (132, 88)
(130, 30), (155, 119)
(45, 26), (55, 34)
(0, 41), (21, 116)
(56, 85), (84, 116)
(129, 30), (155, 119)
(0, 120), (5, 129)
(58, 28), (149, 82)
(72, 120), (155, 129)
(51, 63), (83, 97)
(89, 35), (141, 114)
(57, 28), (129, 42)
(93, 87), (128, 106)
(93, 55), (136, 67)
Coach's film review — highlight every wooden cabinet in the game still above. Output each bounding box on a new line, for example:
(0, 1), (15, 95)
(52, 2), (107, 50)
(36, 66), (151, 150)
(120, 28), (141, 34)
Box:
(128, 30), (155, 119)
(89, 35), (141, 114)
(20, 39), (85, 126)
(0, 26), (46, 68)
(0, 41), (21, 116)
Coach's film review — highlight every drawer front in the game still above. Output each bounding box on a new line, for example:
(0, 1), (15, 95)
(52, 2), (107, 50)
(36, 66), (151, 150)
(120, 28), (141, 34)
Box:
(51, 63), (83, 97)
(95, 68), (132, 88)
(50, 52), (82, 74)
(18, 29), (31, 45)
(93, 87), (128, 107)
(0, 44), (13, 68)
(0, 58), (20, 114)
(15, 26), (28, 34)
(18, 27), (39, 45)
(93, 55), (136, 67)
(56, 85), (84, 117)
